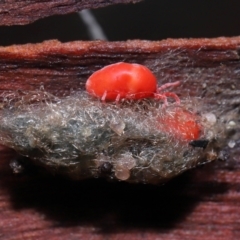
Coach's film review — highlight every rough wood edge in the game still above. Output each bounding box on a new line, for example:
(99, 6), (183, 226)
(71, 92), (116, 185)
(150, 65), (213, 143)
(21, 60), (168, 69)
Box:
(0, 0), (142, 26)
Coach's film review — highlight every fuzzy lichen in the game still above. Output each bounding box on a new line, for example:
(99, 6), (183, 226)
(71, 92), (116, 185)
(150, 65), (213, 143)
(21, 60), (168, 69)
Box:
(0, 91), (230, 184)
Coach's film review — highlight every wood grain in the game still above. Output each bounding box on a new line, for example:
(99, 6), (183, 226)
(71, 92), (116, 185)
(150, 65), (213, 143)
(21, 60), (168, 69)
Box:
(0, 0), (142, 26)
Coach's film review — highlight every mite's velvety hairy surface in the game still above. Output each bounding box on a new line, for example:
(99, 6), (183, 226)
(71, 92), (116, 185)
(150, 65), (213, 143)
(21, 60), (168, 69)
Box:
(86, 62), (180, 104)
(0, 90), (230, 184)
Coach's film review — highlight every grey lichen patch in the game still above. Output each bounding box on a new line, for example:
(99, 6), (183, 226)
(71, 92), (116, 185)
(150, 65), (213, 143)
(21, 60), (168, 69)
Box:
(0, 91), (234, 184)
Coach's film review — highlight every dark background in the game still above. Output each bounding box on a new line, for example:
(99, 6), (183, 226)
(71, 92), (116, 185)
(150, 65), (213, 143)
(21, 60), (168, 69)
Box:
(0, 0), (239, 46)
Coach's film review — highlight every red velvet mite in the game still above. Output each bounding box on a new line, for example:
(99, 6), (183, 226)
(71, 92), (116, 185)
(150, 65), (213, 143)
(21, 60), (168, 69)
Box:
(159, 108), (201, 141)
(86, 62), (180, 105)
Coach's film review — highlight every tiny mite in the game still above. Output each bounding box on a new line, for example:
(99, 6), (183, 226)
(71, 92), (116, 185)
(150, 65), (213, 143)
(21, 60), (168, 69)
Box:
(159, 108), (201, 141)
(86, 62), (180, 105)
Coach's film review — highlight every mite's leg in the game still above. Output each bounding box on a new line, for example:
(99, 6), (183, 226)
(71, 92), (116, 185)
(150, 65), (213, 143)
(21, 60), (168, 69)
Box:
(157, 81), (181, 93)
(155, 81), (181, 105)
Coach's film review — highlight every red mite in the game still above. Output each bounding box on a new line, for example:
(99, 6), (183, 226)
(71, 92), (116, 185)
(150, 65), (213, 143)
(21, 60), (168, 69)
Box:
(86, 62), (180, 105)
(159, 109), (201, 141)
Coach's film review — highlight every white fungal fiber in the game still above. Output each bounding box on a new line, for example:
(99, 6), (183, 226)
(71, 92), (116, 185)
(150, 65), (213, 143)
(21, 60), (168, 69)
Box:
(0, 91), (228, 184)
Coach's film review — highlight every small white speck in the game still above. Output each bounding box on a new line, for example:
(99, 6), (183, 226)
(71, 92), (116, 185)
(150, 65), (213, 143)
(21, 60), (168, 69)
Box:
(228, 121), (236, 127)
(202, 112), (217, 126)
(109, 120), (125, 136)
(228, 140), (236, 148)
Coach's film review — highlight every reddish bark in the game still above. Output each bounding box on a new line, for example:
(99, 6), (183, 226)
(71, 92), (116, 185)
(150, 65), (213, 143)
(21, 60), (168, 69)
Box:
(0, 37), (239, 98)
(0, 0), (142, 26)
(0, 37), (239, 239)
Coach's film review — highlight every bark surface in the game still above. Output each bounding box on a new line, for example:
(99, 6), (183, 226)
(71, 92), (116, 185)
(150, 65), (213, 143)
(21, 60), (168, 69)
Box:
(0, 0), (142, 26)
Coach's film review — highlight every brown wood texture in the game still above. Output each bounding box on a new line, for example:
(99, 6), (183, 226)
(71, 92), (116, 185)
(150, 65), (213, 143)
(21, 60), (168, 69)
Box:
(0, 37), (240, 239)
(0, 0), (142, 26)
(0, 37), (240, 98)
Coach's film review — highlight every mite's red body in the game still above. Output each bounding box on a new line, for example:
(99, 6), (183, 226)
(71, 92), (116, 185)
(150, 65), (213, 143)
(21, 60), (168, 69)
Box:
(159, 109), (201, 141)
(86, 62), (180, 104)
